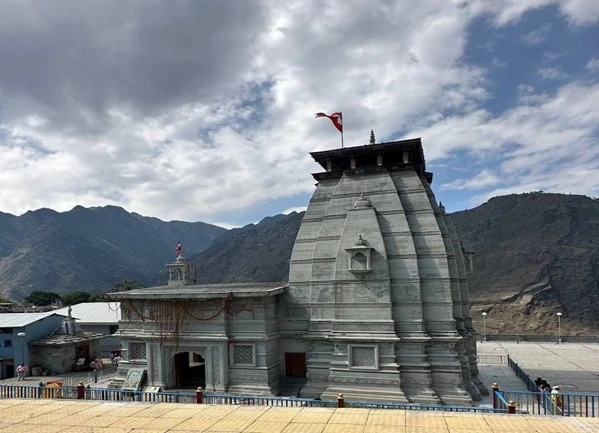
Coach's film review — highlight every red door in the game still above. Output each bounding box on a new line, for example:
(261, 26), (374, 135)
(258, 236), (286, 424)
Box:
(285, 353), (306, 377)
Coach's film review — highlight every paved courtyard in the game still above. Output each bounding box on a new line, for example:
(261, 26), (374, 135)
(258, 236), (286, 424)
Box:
(477, 342), (599, 393)
(0, 399), (598, 433)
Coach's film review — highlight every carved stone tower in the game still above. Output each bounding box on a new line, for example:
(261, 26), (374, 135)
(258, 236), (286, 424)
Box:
(285, 138), (485, 404)
(166, 256), (196, 286)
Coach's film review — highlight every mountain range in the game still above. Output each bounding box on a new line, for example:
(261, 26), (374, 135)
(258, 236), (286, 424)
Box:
(0, 205), (226, 299)
(1, 192), (597, 334)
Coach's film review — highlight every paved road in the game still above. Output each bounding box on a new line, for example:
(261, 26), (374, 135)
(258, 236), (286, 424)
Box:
(477, 342), (599, 394)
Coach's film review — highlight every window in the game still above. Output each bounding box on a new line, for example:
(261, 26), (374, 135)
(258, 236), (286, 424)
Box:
(129, 342), (147, 360)
(351, 252), (368, 270)
(349, 345), (378, 370)
(233, 345), (254, 366)
(4, 339), (12, 348)
(345, 235), (373, 275)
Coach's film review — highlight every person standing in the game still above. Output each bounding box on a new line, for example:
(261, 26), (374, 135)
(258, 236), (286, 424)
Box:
(551, 385), (562, 415)
(16, 364), (27, 381)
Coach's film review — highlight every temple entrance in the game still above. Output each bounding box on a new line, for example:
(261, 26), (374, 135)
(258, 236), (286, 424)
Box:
(285, 353), (306, 377)
(173, 351), (206, 388)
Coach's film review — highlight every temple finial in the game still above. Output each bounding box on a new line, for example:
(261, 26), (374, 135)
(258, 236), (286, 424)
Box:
(369, 130), (375, 144)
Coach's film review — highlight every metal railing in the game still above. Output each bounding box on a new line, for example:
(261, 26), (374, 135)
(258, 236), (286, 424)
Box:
(477, 354), (509, 364)
(205, 394), (334, 407)
(478, 334), (599, 344)
(507, 356), (538, 392)
(343, 400), (504, 413)
(503, 356), (599, 417)
(494, 390), (511, 412)
(0, 384), (505, 413)
(498, 390), (599, 417)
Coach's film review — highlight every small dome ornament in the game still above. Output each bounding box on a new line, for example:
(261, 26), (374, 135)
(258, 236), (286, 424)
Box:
(354, 193), (372, 209)
(355, 235), (367, 246)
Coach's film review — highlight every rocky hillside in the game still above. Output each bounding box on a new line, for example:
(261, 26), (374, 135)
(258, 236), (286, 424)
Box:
(451, 193), (599, 335)
(2, 193), (598, 334)
(182, 193), (599, 334)
(0, 206), (227, 300)
(158, 212), (304, 285)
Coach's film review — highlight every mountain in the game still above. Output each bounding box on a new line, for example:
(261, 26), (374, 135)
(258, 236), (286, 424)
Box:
(0, 206), (227, 300)
(158, 211), (305, 285)
(3, 193), (598, 334)
(178, 193), (599, 334)
(451, 193), (599, 335)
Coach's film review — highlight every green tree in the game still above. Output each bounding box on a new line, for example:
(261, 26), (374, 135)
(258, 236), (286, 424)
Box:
(61, 291), (93, 305)
(24, 291), (62, 306)
(88, 292), (108, 302)
(110, 279), (143, 293)
(0, 294), (13, 304)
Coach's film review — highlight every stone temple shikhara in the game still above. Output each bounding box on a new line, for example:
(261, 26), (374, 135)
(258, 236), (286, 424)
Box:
(111, 137), (487, 405)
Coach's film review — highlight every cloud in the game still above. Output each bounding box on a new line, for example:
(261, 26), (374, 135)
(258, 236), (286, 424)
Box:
(587, 58), (599, 70)
(538, 67), (569, 80)
(441, 169), (502, 191)
(0, 0), (597, 225)
(282, 206), (307, 215)
(410, 81), (599, 206)
(471, 0), (599, 26)
(521, 23), (552, 45)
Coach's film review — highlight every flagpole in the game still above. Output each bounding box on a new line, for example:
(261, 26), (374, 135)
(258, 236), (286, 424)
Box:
(341, 111), (344, 149)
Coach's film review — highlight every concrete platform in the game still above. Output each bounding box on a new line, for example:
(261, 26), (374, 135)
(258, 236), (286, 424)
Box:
(477, 342), (599, 394)
(0, 399), (597, 433)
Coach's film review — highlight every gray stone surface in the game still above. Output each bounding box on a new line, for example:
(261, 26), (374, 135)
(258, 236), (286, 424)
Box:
(112, 139), (482, 405)
(478, 342), (599, 394)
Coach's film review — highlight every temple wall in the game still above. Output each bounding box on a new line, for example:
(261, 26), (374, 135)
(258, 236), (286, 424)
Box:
(287, 165), (479, 404)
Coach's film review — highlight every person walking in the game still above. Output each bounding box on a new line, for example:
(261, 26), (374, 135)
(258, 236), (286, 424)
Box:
(551, 385), (563, 415)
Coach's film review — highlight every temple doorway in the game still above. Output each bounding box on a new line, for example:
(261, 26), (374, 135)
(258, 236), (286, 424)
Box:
(285, 353), (306, 377)
(173, 351), (206, 388)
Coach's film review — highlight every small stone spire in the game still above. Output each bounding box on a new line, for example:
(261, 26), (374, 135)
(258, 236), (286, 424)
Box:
(354, 193), (372, 209)
(369, 130), (375, 144)
(355, 235), (367, 246)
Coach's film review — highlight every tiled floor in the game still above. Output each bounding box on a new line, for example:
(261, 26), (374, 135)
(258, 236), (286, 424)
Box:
(477, 342), (599, 394)
(0, 400), (597, 433)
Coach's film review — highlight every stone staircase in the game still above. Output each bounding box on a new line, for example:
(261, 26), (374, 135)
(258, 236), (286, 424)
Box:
(107, 360), (147, 389)
(279, 377), (307, 398)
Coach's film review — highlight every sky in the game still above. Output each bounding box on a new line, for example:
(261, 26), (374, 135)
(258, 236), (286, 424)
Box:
(0, 0), (598, 229)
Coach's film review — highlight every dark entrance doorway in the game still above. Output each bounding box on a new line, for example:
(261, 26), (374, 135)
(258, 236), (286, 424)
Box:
(174, 351), (206, 388)
(285, 353), (306, 377)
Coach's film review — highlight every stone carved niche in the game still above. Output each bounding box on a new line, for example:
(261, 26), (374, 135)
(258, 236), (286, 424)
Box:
(345, 235), (374, 274)
(349, 345), (378, 369)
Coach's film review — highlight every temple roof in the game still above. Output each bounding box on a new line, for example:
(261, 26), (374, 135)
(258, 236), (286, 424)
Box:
(29, 332), (105, 346)
(109, 282), (287, 300)
(310, 137), (426, 172)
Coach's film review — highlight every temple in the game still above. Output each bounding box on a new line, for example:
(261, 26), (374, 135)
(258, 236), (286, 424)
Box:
(110, 137), (486, 404)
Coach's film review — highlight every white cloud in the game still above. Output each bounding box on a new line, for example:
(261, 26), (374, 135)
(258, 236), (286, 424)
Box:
(282, 206), (307, 215)
(521, 23), (552, 45)
(410, 81), (599, 206)
(538, 67), (569, 80)
(441, 169), (502, 191)
(587, 58), (599, 70)
(471, 0), (599, 26)
(0, 0), (597, 225)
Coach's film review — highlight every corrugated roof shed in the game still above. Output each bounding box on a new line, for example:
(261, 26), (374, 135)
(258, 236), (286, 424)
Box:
(53, 302), (120, 324)
(0, 312), (67, 328)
